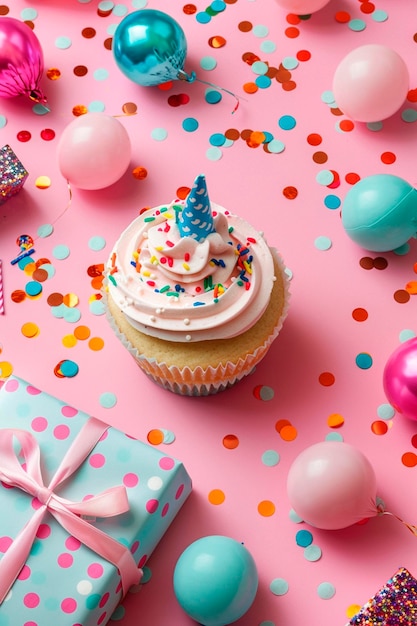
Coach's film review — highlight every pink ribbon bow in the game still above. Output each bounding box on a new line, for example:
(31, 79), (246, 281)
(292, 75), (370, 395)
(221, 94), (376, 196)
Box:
(0, 417), (142, 603)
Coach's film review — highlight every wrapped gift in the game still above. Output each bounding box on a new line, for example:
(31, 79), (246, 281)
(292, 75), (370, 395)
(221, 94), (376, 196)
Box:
(0, 144), (28, 204)
(347, 567), (417, 625)
(0, 376), (192, 625)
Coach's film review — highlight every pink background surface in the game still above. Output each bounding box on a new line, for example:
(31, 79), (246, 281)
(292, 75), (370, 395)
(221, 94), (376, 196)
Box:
(1, 1), (417, 624)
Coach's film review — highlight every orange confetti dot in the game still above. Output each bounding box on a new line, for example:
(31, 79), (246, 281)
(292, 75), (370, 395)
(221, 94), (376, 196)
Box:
(23, 262), (37, 276)
(402, 452), (417, 467)
(88, 337), (105, 351)
(183, 4), (197, 15)
(405, 281), (417, 295)
(176, 186), (191, 200)
(282, 80), (296, 91)
(319, 371), (335, 386)
(283, 186), (298, 199)
(285, 26), (300, 38)
(21, 322), (40, 338)
(157, 81), (173, 91)
(46, 67), (61, 80)
(223, 434), (239, 449)
(275, 419), (291, 433)
(339, 119), (355, 132)
(122, 102), (138, 115)
(35, 175), (51, 189)
(132, 166), (148, 180)
(258, 500), (276, 517)
(72, 104), (88, 116)
(371, 421), (389, 435)
(327, 413), (344, 428)
(74, 325), (91, 340)
(280, 424), (298, 441)
(381, 151), (396, 164)
(242, 52), (260, 65)
(0, 361), (13, 378)
(147, 429), (164, 445)
(243, 82), (258, 94)
(208, 489), (225, 505)
(209, 36), (226, 48)
(335, 10), (351, 23)
(91, 276), (104, 290)
(352, 307), (368, 322)
(225, 128), (240, 140)
(238, 20), (253, 32)
(407, 89), (417, 103)
(63, 293), (79, 308)
(11, 290), (26, 303)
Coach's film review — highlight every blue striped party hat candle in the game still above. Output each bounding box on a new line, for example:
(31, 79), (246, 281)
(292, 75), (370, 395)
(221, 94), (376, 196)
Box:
(178, 174), (215, 242)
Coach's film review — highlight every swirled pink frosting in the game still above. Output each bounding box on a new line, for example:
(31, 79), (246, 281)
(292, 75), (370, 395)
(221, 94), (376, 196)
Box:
(107, 201), (277, 342)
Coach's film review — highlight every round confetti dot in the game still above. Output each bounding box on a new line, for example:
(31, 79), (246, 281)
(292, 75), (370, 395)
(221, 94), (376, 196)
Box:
(399, 329), (416, 343)
(147, 429), (164, 445)
(319, 372), (335, 386)
(352, 307), (368, 322)
(314, 236), (332, 251)
(262, 450), (280, 466)
(223, 434), (239, 449)
(260, 40), (276, 53)
(0, 362), (13, 378)
(296, 529), (313, 547)
(25, 281), (42, 297)
(377, 403), (395, 420)
(402, 452), (417, 467)
(88, 236), (106, 251)
(325, 432), (344, 442)
(35, 175), (51, 189)
(372, 9), (388, 21)
(258, 500), (275, 516)
(316, 170), (334, 185)
(304, 544), (322, 561)
(99, 392), (117, 408)
(317, 582), (336, 599)
(60, 360), (79, 377)
(182, 117), (199, 132)
(327, 413), (344, 428)
(37, 223), (54, 238)
(348, 18), (366, 31)
(88, 337), (104, 351)
(21, 322), (40, 338)
(280, 424), (298, 441)
(324, 194), (341, 209)
(53, 245), (70, 260)
(200, 56), (217, 70)
(89, 299), (106, 315)
(205, 90), (222, 104)
(355, 353), (373, 370)
(270, 578), (289, 595)
(55, 36), (72, 49)
(74, 325), (91, 340)
(62, 334), (77, 348)
(0, 115), (7, 128)
(151, 128), (168, 141)
(371, 420), (389, 435)
(208, 489), (225, 505)
(278, 115), (296, 130)
(283, 186), (298, 199)
(206, 146), (222, 161)
(132, 166), (148, 180)
(267, 139), (285, 153)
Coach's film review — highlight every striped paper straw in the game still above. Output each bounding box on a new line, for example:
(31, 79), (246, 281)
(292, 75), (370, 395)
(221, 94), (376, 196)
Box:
(0, 260), (4, 315)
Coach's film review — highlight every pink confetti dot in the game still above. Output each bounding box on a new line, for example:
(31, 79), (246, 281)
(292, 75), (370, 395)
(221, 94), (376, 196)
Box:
(159, 456), (175, 470)
(58, 552), (74, 568)
(24, 621), (38, 626)
(65, 536), (81, 551)
(53, 424), (70, 440)
(5, 378), (19, 392)
(89, 453), (105, 468)
(87, 563), (104, 579)
(24, 592), (40, 608)
(146, 499), (159, 514)
(123, 472), (139, 488)
(26, 385), (41, 395)
(18, 565), (31, 580)
(61, 405), (78, 417)
(36, 524), (51, 539)
(61, 597), (77, 613)
(31, 417), (48, 432)
(0, 536), (13, 552)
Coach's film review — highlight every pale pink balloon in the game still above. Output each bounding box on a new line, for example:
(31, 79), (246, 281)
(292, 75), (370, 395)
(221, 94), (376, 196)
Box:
(275, 0), (331, 13)
(333, 44), (409, 123)
(57, 113), (131, 190)
(0, 17), (46, 103)
(287, 441), (378, 530)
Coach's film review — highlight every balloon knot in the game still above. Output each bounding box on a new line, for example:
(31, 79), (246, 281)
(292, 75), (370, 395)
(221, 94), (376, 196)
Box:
(29, 89), (47, 105)
(177, 70), (196, 84)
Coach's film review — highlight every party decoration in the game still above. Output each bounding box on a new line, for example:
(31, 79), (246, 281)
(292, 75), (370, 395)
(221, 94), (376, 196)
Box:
(287, 441), (378, 530)
(57, 113), (131, 190)
(0, 144), (29, 204)
(178, 174), (215, 241)
(275, 0), (331, 14)
(0, 17), (46, 103)
(0, 259), (4, 315)
(383, 338), (417, 421)
(332, 44), (409, 123)
(113, 9), (189, 87)
(341, 174), (417, 252)
(173, 535), (258, 626)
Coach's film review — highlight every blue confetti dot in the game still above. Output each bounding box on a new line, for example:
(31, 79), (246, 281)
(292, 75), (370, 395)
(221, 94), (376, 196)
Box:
(355, 352), (373, 370)
(372, 9), (388, 21)
(255, 75), (271, 89)
(304, 544), (322, 561)
(32, 104), (50, 115)
(93, 68), (109, 81)
(211, 0), (226, 11)
(252, 61), (268, 75)
(348, 19), (366, 31)
(270, 578), (289, 595)
(60, 360), (79, 377)
(26, 281), (42, 297)
(99, 392), (117, 408)
(209, 133), (226, 146)
(53, 244), (70, 260)
(90, 299), (106, 315)
(399, 329), (416, 343)
(325, 431), (344, 442)
(377, 403), (395, 420)
(88, 100), (106, 112)
(151, 128), (168, 141)
(51, 304), (66, 319)
(206, 146), (222, 161)
(317, 582), (336, 599)
(63, 307), (82, 323)
(0, 115), (7, 128)
(289, 508), (303, 523)
(88, 236), (106, 251)
(314, 236), (332, 251)
(182, 117), (199, 132)
(321, 91), (336, 105)
(296, 529), (313, 547)
(260, 40), (276, 53)
(261, 450), (280, 466)
(253, 24), (269, 37)
(267, 139), (285, 153)
(37, 224), (54, 238)
(113, 4), (128, 16)
(402, 109), (417, 123)
(282, 56), (299, 70)
(196, 11), (211, 23)
(366, 121), (383, 132)
(278, 115), (296, 130)
(324, 195), (341, 210)
(110, 606), (126, 621)
(200, 56), (217, 71)
(21, 8), (38, 20)
(55, 36), (72, 49)
(316, 170), (334, 186)
(205, 90), (222, 104)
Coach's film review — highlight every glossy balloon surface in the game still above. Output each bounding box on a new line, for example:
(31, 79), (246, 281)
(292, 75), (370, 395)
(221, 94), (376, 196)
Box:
(275, 0), (331, 13)
(383, 338), (417, 421)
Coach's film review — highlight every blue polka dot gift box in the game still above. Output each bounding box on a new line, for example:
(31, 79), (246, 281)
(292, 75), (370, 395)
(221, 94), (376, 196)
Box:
(0, 376), (192, 626)
(0, 145), (28, 204)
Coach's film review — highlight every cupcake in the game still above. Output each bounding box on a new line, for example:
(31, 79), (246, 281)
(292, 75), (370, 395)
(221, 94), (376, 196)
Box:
(105, 175), (289, 395)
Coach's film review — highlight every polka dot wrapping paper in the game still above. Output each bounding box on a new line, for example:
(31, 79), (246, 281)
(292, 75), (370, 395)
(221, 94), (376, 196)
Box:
(1, 1), (417, 625)
(0, 377), (191, 625)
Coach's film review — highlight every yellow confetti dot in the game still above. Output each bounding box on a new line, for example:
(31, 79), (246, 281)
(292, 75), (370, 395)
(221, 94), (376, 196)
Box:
(62, 334), (77, 348)
(147, 429), (164, 445)
(23, 262), (37, 276)
(208, 489), (225, 505)
(346, 604), (361, 619)
(0, 361), (13, 378)
(63, 293), (79, 308)
(74, 325), (91, 340)
(21, 322), (40, 338)
(327, 413), (345, 428)
(35, 176), (51, 189)
(258, 500), (276, 517)
(88, 337), (104, 351)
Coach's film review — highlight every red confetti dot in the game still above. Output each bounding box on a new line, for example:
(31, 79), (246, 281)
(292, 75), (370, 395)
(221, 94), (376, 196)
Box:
(335, 10), (351, 23)
(285, 26), (300, 38)
(40, 129), (56, 141)
(345, 172), (360, 185)
(17, 130), (31, 142)
(319, 372), (335, 386)
(296, 49), (311, 61)
(381, 152), (396, 164)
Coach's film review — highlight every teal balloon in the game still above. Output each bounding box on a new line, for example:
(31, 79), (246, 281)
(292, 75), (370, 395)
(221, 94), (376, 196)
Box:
(112, 9), (188, 87)
(342, 174), (417, 251)
(173, 536), (258, 626)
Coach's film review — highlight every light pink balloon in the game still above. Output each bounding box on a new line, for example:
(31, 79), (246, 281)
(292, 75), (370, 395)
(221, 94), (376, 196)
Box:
(275, 0), (331, 13)
(57, 113), (131, 190)
(332, 44), (409, 123)
(287, 441), (378, 530)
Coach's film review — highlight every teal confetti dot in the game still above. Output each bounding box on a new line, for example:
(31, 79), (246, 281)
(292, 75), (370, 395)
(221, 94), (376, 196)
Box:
(205, 90), (222, 104)
(32, 104), (50, 115)
(200, 56), (217, 70)
(206, 146), (222, 161)
(88, 236), (106, 251)
(304, 544), (322, 561)
(88, 100), (106, 112)
(260, 40), (276, 53)
(252, 61), (268, 75)
(321, 90), (336, 105)
(21, 8), (38, 20)
(110, 606), (126, 621)
(260, 385), (274, 400)
(402, 109), (417, 123)
(377, 403), (395, 420)
(255, 75), (271, 89)
(113, 4), (128, 15)
(223, 138), (234, 148)
(270, 578), (289, 596)
(53, 244), (70, 260)
(211, 0), (226, 11)
(262, 131), (274, 143)
(196, 11), (211, 23)
(366, 121), (383, 132)
(17, 256), (34, 270)
(182, 117), (199, 132)
(296, 529), (313, 547)
(132, 0), (148, 6)
(289, 508), (303, 523)
(355, 352), (373, 370)
(37, 224), (54, 238)
(63, 307), (81, 323)
(325, 431), (344, 442)
(253, 24), (269, 37)
(0, 115), (7, 128)
(316, 170), (334, 186)
(86, 594), (101, 610)
(314, 236), (332, 251)
(141, 566), (152, 583)
(55, 36), (72, 49)
(317, 582), (336, 599)
(324, 195), (341, 210)
(393, 243), (410, 255)
(372, 9), (388, 21)
(278, 115), (296, 130)
(261, 450), (280, 467)
(267, 139), (285, 153)
(93, 69), (109, 81)
(39, 263), (55, 278)
(98, 0), (114, 9)
(60, 360), (79, 377)
(25, 281), (42, 297)
(399, 329), (416, 343)
(99, 392), (117, 408)
(162, 429), (176, 444)
(282, 56), (299, 70)
(90, 299), (106, 315)
(151, 128), (168, 141)
(51, 304), (66, 319)
(348, 19), (366, 31)
(209, 133), (226, 146)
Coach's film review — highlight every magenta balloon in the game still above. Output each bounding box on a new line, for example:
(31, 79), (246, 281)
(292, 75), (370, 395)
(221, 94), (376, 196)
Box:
(383, 338), (417, 421)
(0, 17), (45, 103)
(287, 441), (378, 530)
(57, 113), (132, 190)
(275, 0), (331, 13)
(333, 44), (409, 123)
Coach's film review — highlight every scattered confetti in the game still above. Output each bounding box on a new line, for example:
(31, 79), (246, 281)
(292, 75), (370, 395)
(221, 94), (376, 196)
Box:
(99, 392), (117, 408)
(270, 578), (289, 596)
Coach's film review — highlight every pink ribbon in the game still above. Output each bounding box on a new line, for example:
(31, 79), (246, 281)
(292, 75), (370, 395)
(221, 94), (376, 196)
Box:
(0, 418), (142, 604)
